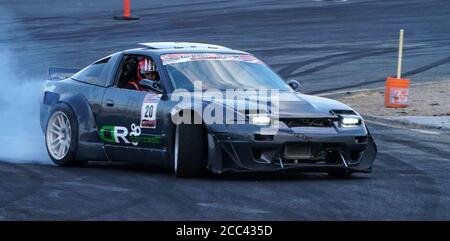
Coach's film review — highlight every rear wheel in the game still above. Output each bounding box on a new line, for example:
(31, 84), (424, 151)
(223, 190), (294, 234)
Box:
(174, 123), (206, 178)
(45, 104), (87, 167)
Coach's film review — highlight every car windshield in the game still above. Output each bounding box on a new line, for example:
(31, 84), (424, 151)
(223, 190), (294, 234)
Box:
(161, 53), (290, 91)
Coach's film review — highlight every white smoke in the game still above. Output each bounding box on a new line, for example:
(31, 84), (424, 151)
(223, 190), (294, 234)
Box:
(0, 8), (51, 164)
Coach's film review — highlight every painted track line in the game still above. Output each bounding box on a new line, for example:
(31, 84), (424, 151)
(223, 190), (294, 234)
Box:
(317, 80), (450, 97)
(364, 119), (441, 135)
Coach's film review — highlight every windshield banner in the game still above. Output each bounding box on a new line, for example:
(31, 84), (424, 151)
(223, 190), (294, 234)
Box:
(161, 53), (263, 65)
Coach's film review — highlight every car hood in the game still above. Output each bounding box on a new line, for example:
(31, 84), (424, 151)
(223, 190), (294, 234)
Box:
(181, 90), (356, 118)
(279, 93), (355, 118)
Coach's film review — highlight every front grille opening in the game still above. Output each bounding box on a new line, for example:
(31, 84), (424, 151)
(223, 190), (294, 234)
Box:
(281, 143), (344, 165)
(282, 118), (335, 128)
(282, 143), (317, 160)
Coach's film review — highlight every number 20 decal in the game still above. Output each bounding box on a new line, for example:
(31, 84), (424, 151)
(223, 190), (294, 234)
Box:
(141, 94), (161, 129)
(145, 105), (154, 118)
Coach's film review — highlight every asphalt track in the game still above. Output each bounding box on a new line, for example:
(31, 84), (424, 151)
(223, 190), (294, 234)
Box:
(1, 0), (450, 220)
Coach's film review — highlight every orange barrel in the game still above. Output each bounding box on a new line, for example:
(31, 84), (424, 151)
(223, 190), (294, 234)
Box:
(384, 77), (410, 108)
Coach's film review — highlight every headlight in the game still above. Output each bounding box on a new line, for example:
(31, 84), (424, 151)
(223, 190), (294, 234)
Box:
(250, 116), (271, 126)
(339, 115), (361, 127)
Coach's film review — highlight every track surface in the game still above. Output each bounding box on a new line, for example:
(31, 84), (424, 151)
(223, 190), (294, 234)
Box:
(1, 0), (450, 220)
(1, 123), (450, 220)
(2, 0), (450, 93)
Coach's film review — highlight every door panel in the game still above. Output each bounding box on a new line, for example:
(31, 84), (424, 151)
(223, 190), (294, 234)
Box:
(96, 87), (167, 163)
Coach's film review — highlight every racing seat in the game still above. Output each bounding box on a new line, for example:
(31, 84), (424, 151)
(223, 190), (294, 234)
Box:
(118, 58), (139, 90)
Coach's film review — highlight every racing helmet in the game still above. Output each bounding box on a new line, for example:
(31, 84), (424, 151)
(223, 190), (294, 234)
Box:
(138, 58), (157, 75)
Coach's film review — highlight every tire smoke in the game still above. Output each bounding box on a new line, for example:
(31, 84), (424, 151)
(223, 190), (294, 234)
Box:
(0, 8), (51, 164)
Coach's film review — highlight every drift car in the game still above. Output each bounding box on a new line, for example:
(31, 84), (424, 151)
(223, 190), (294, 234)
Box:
(40, 42), (377, 177)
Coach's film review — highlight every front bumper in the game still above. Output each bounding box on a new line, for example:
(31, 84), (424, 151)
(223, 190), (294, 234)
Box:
(207, 126), (377, 174)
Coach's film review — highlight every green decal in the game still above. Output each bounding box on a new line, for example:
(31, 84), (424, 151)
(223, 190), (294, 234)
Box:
(99, 125), (162, 145)
(143, 135), (162, 144)
(130, 135), (162, 144)
(99, 126), (116, 143)
(129, 136), (140, 143)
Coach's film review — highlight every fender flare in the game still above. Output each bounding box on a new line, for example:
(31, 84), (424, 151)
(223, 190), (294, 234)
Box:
(44, 93), (105, 161)
(57, 93), (100, 143)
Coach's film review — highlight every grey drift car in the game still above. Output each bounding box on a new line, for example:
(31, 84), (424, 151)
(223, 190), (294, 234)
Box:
(40, 42), (377, 177)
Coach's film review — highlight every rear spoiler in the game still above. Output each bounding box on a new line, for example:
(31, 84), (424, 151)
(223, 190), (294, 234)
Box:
(48, 67), (81, 80)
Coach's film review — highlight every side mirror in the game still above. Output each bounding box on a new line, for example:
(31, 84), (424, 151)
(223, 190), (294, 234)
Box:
(139, 79), (164, 93)
(287, 79), (301, 91)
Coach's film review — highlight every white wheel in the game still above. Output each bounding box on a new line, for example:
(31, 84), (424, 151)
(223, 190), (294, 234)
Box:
(46, 111), (71, 160)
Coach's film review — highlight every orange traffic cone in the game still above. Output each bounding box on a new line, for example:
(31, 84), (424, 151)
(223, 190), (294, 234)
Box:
(114, 0), (139, 20)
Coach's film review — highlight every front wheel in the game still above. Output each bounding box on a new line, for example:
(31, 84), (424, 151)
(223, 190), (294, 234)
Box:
(45, 104), (87, 167)
(174, 123), (206, 178)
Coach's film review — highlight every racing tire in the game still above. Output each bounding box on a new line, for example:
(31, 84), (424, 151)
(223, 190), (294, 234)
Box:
(174, 123), (206, 178)
(45, 104), (87, 167)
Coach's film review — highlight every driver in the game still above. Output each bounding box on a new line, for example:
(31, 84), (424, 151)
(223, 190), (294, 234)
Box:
(125, 58), (159, 91)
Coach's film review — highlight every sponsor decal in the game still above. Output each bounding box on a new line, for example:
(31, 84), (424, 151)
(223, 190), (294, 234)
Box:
(160, 53), (263, 65)
(390, 88), (409, 105)
(99, 124), (161, 146)
(141, 93), (162, 129)
(129, 123), (141, 146)
(130, 135), (162, 145)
